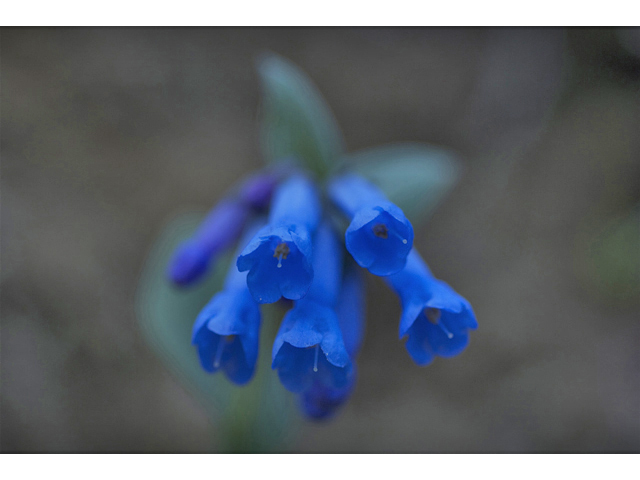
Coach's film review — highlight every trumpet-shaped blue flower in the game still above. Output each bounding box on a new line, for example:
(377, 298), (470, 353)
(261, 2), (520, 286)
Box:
(160, 54), (480, 423)
(386, 249), (477, 366)
(168, 171), (280, 286)
(271, 302), (352, 393)
(237, 175), (321, 303)
(191, 288), (260, 385)
(191, 224), (263, 385)
(299, 262), (365, 419)
(271, 221), (353, 393)
(328, 174), (414, 276)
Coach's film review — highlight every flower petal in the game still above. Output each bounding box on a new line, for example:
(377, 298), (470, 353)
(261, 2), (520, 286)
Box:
(387, 248), (477, 365)
(272, 300), (352, 393)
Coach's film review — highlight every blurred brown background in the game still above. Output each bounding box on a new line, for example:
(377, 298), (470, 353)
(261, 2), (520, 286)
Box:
(2, 28), (639, 452)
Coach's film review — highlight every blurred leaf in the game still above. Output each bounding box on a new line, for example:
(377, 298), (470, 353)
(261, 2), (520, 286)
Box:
(346, 143), (461, 224)
(135, 213), (299, 452)
(258, 53), (344, 178)
(580, 206), (640, 305)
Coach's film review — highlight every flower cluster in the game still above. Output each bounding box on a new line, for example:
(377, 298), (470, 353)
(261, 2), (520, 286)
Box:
(168, 169), (477, 420)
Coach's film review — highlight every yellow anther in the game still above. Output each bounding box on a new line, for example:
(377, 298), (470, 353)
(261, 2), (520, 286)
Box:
(273, 242), (290, 268)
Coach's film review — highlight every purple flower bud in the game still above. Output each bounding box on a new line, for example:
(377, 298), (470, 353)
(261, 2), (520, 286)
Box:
(237, 171), (281, 211)
(168, 198), (249, 286)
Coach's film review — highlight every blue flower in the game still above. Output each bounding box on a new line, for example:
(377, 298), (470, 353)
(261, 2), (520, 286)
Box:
(191, 223), (264, 385)
(298, 262), (365, 419)
(328, 174), (414, 276)
(386, 249), (477, 366)
(271, 301), (352, 393)
(271, 221), (353, 393)
(191, 288), (260, 385)
(237, 175), (321, 303)
(159, 54), (481, 424)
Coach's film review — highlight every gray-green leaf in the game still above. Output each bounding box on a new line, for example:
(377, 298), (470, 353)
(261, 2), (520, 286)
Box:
(346, 143), (461, 225)
(258, 53), (344, 177)
(135, 212), (299, 452)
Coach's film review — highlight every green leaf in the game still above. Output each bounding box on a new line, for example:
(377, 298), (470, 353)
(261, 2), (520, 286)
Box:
(258, 53), (344, 178)
(135, 213), (299, 452)
(346, 143), (461, 225)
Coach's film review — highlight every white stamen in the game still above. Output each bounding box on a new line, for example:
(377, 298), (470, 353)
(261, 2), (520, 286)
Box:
(439, 323), (454, 339)
(389, 229), (408, 244)
(277, 253), (283, 268)
(425, 308), (454, 339)
(213, 336), (225, 368)
(313, 344), (320, 372)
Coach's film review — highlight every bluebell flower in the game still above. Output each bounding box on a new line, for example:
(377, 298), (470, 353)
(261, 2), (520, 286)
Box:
(191, 224), (263, 385)
(386, 249), (477, 366)
(299, 263), (365, 419)
(237, 175), (321, 303)
(271, 221), (353, 393)
(271, 303), (352, 393)
(161, 54), (480, 424)
(328, 174), (414, 276)
(191, 288), (260, 385)
(168, 170), (280, 286)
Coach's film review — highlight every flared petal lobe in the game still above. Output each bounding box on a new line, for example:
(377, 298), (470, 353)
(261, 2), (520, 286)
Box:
(272, 301), (352, 393)
(386, 249), (477, 366)
(237, 175), (321, 303)
(298, 264), (365, 420)
(328, 174), (414, 276)
(237, 225), (313, 303)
